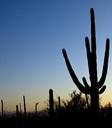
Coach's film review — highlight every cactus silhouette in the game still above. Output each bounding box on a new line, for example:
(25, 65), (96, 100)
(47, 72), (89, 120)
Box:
(23, 96), (26, 116)
(49, 89), (54, 116)
(19, 103), (22, 115)
(58, 96), (61, 109)
(62, 8), (110, 114)
(1, 100), (3, 117)
(35, 102), (39, 116)
(16, 105), (19, 117)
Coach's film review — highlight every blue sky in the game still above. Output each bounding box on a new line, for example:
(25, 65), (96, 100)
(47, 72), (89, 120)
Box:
(0, 0), (112, 111)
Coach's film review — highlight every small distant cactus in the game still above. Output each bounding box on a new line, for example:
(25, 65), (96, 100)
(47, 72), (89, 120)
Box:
(19, 103), (22, 115)
(49, 89), (54, 116)
(62, 8), (110, 114)
(16, 105), (19, 117)
(35, 102), (39, 116)
(1, 100), (3, 117)
(23, 96), (26, 116)
(58, 96), (61, 109)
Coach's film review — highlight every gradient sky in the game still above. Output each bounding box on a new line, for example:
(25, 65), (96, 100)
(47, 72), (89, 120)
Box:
(0, 0), (112, 112)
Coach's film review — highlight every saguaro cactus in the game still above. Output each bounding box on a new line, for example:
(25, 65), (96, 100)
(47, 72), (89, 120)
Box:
(49, 89), (54, 116)
(62, 8), (110, 114)
(23, 96), (26, 116)
(1, 100), (3, 117)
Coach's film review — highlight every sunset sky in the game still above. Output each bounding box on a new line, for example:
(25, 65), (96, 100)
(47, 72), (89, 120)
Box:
(0, 0), (112, 112)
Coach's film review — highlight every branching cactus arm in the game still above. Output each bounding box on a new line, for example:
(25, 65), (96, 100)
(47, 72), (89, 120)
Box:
(62, 49), (90, 94)
(98, 39), (110, 88)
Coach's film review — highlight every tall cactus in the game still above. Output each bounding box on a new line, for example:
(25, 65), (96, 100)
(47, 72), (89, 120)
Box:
(23, 96), (26, 117)
(49, 89), (54, 116)
(62, 8), (110, 114)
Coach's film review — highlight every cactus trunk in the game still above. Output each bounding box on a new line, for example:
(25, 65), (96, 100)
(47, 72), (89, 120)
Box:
(91, 89), (99, 113)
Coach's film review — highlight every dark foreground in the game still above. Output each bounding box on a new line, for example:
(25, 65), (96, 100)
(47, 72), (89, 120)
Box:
(0, 110), (112, 128)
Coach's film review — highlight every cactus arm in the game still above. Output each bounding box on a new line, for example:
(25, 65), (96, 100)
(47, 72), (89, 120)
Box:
(85, 37), (93, 81)
(85, 37), (91, 70)
(90, 8), (98, 82)
(62, 49), (90, 94)
(85, 37), (91, 54)
(99, 85), (106, 94)
(98, 39), (110, 88)
(91, 8), (96, 54)
(82, 77), (90, 89)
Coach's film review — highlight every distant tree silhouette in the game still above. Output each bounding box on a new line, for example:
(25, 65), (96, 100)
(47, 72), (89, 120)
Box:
(85, 94), (90, 109)
(63, 91), (86, 111)
(62, 8), (110, 115)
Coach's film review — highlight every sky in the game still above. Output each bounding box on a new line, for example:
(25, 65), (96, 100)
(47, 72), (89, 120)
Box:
(0, 0), (112, 112)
